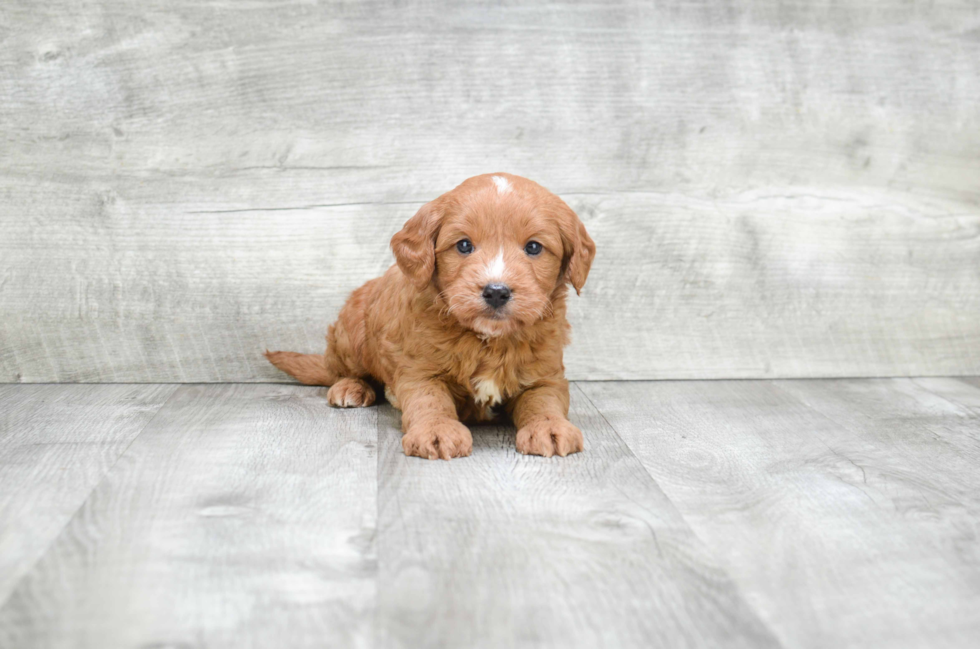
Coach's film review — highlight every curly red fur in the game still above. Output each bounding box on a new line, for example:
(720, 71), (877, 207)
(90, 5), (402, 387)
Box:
(266, 173), (596, 460)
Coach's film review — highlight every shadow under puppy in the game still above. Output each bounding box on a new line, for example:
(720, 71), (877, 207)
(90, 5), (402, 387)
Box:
(266, 173), (596, 460)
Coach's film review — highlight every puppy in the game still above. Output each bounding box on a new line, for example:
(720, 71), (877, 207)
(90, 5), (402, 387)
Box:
(266, 173), (596, 460)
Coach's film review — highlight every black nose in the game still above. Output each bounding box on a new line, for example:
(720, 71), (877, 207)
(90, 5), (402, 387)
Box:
(482, 283), (511, 309)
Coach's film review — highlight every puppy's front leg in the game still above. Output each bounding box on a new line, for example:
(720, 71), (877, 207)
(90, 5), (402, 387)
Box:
(398, 380), (473, 460)
(510, 379), (584, 457)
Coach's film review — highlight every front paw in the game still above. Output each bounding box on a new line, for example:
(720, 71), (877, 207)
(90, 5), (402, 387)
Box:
(516, 418), (584, 457)
(402, 419), (473, 460)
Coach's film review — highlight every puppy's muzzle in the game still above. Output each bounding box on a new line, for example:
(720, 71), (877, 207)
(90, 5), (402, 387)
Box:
(482, 283), (511, 310)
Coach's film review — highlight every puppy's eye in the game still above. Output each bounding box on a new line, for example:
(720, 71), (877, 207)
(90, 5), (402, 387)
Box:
(456, 239), (474, 254)
(524, 241), (543, 256)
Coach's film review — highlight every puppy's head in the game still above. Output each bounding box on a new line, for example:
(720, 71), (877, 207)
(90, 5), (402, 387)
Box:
(391, 173), (595, 338)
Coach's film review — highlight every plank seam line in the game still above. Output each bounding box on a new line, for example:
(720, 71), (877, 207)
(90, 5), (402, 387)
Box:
(913, 377), (980, 417)
(573, 381), (791, 649)
(573, 383), (748, 548)
(185, 200), (424, 214)
(768, 378), (976, 472)
(570, 382), (648, 466)
(764, 381), (882, 490)
(0, 384), (181, 613)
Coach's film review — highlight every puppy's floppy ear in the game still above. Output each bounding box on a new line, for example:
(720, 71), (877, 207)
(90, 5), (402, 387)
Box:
(391, 197), (449, 289)
(555, 201), (596, 295)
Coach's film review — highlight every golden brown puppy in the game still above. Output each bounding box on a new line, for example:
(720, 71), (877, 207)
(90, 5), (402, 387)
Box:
(266, 173), (595, 460)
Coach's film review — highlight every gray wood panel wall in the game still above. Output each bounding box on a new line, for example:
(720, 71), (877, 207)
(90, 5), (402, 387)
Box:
(2, 1), (979, 382)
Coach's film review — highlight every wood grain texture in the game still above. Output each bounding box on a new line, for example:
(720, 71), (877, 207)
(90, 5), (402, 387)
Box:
(0, 384), (176, 609)
(2, 1), (980, 382)
(375, 386), (779, 649)
(0, 384), (378, 649)
(911, 376), (980, 419)
(578, 379), (980, 649)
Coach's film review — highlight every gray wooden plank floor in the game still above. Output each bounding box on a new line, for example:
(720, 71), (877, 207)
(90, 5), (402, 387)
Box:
(0, 385), (377, 649)
(1, 379), (979, 647)
(0, 384), (176, 608)
(375, 386), (776, 649)
(577, 378), (980, 649)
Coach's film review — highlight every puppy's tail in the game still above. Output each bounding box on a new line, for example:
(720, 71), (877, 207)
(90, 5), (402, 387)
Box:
(264, 350), (336, 386)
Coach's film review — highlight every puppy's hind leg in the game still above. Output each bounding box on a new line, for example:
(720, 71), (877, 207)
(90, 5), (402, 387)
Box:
(327, 377), (376, 408)
(266, 350), (374, 406)
(268, 287), (373, 397)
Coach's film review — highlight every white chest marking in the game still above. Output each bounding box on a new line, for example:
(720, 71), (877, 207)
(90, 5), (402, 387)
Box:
(384, 385), (400, 409)
(484, 250), (506, 281)
(472, 377), (502, 406)
(491, 175), (511, 194)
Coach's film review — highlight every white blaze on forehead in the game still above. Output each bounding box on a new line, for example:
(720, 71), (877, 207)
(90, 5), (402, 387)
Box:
(483, 249), (506, 281)
(472, 377), (502, 406)
(491, 175), (511, 194)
